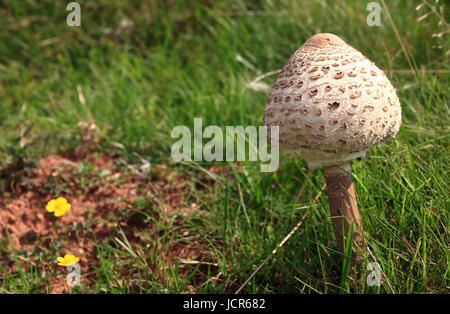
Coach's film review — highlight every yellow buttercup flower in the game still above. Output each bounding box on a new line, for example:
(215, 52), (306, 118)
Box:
(46, 197), (71, 217)
(56, 254), (80, 267)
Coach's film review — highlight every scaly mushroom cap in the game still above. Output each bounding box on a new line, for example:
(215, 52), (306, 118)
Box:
(263, 33), (402, 168)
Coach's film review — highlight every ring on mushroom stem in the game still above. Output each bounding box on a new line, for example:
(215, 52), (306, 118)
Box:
(263, 33), (402, 263)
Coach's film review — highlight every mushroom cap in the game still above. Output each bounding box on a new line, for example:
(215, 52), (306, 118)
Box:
(263, 33), (402, 169)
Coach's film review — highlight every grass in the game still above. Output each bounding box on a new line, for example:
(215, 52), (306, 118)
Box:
(0, 0), (449, 293)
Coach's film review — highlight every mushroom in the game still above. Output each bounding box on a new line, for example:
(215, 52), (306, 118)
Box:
(263, 33), (402, 259)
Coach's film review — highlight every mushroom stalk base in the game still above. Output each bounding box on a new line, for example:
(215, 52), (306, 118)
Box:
(323, 163), (363, 261)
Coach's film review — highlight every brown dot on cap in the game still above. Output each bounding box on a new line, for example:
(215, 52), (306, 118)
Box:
(309, 89), (318, 96)
(334, 71), (344, 79)
(328, 101), (340, 111)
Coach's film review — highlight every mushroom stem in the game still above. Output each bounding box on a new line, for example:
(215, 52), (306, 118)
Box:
(323, 162), (363, 260)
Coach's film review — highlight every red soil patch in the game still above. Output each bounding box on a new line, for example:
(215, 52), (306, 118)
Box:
(0, 154), (220, 292)
(1, 154), (140, 250)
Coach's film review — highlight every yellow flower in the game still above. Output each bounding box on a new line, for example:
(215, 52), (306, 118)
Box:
(56, 254), (80, 267)
(46, 197), (71, 217)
